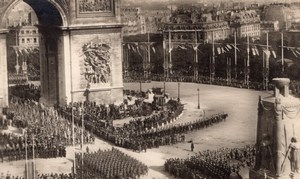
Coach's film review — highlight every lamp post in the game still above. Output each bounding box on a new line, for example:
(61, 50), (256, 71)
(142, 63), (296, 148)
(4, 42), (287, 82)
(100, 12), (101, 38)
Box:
(163, 81), (166, 96)
(140, 81), (142, 92)
(178, 82), (180, 102)
(197, 88), (200, 109)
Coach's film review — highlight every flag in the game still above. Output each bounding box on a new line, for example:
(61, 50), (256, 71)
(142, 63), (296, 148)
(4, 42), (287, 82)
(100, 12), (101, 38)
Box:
(221, 47), (226, 54)
(227, 44), (232, 50)
(163, 41), (166, 49)
(217, 47), (221, 54)
(295, 49), (300, 56)
(136, 45), (142, 56)
(169, 47), (173, 53)
(152, 46), (156, 53)
(247, 58), (250, 67)
(127, 44), (131, 50)
(252, 48), (256, 56)
(178, 45), (187, 50)
(272, 50), (277, 58)
(193, 44), (199, 51)
(263, 49), (270, 68)
(255, 47), (259, 56)
(224, 46), (230, 52)
(291, 49), (298, 57)
(132, 45), (137, 53)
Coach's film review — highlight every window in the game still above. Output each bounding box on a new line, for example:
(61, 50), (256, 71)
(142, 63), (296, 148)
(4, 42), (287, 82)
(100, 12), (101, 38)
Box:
(20, 30), (24, 34)
(33, 38), (37, 43)
(27, 38), (30, 43)
(22, 38), (25, 43)
(33, 30), (37, 34)
(26, 30), (30, 34)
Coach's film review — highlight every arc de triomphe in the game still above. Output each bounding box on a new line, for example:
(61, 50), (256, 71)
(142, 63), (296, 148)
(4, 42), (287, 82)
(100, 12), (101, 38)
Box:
(0, 0), (123, 109)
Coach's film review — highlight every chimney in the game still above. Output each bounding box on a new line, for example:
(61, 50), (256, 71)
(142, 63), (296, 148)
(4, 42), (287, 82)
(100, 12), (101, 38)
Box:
(273, 78), (290, 98)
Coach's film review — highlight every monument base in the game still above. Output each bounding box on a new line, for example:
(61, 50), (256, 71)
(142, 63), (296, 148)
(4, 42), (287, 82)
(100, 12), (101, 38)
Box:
(249, 168), (297, 179)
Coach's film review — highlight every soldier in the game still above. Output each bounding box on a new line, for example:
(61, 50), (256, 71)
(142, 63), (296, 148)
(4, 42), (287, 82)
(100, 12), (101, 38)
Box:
(191, 142), (194, 152)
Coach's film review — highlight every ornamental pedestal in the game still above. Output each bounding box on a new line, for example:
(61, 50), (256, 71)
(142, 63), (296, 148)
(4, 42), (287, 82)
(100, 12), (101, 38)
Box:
(250, 78), (300, 179)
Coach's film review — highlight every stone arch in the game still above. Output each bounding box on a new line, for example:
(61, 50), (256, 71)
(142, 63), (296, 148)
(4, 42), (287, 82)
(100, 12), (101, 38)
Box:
(0, 0), (69, 28)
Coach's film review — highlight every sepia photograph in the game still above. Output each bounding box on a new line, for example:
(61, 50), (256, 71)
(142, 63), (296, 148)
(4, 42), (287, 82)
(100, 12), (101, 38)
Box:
(0, 0), (300, 178)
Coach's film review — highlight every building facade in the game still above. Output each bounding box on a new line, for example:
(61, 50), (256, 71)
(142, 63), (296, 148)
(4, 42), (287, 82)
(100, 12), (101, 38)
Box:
(260, 20), (279, 34)
(18, 26), (40, 47)
(121, 7), (146, 36)
(229, 10), (261, 38)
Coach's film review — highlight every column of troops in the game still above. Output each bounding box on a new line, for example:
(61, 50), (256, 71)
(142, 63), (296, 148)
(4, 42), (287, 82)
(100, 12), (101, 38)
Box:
(76, 147), (148, 179)
(57, 95), (228, 152)
(165, 145), (256, 179)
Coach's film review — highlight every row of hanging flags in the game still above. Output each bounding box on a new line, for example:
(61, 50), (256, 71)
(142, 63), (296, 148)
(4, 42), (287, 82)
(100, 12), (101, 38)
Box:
(11, 46), (39, 57)
(124, 41), (300, 60)
(123, 43), (156, 57)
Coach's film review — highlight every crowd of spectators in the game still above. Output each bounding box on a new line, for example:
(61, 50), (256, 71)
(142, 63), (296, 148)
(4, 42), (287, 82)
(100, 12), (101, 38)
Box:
(9, 84), (41, 102)
(0, 115), (8, 130)
(1, 173), (73, 179)
(8, 74), (27, 85)
(124, 74), (273, 91)
(76, 147), (148, 179)
(165, 145), (255, 179)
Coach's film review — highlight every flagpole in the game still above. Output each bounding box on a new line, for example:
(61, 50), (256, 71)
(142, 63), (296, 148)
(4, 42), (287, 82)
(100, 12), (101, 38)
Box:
(234, 31), (237, 80)
(163, 36), (166, 79)
(227, 57), (229, 85)
(72, 103), (76, 176)
(81, 107), (84, 178)
(212, 31), (215, 82)
(194, 30), (198, 81)
(281, 32), (284, 73)
(148, 32), (151, 79)
(168, 31), (172, 78)
(247, 35), (250, 88)
(25, 131), (28, 179)
(229, 57), (232, 84)
(266, 32), (269, 91)
(32, 135), (35, 179)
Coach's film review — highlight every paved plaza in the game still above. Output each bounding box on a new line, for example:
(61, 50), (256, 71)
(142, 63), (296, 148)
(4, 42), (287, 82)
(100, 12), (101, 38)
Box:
(0, 82), (270, 178)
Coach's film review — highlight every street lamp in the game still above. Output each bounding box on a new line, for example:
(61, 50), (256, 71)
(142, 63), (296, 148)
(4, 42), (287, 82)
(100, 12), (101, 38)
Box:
(178, 83), (180, 102)
(197, 88), (200, 109)
(140, 80), (142, 92)
(163, 81), (166, 96)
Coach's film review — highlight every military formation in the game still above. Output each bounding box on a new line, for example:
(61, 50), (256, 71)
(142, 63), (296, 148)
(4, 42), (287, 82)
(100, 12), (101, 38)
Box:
(165, 145), (255, 179)
(76, 147), (148, 179)
(2, 84), (232, 178)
